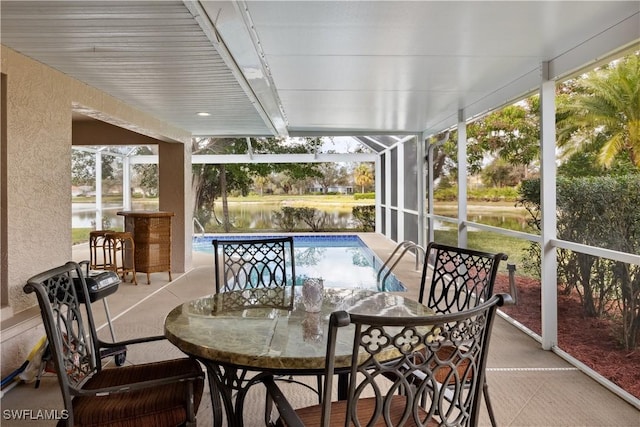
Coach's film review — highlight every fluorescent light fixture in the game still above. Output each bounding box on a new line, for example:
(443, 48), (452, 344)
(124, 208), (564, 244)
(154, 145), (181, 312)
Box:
(196, 112), (211, 117)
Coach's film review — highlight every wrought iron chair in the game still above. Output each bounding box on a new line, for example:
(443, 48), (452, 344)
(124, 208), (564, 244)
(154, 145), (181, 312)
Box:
(264, 294), (511, 426)
(418, 242), (508, 427)
(24, 261), (205, 427)
(212, 236), (296, 300)
(212, 236), (327, 404)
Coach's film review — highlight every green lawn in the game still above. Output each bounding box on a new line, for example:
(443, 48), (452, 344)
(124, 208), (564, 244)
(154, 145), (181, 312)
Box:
(434, 228), (533, 276)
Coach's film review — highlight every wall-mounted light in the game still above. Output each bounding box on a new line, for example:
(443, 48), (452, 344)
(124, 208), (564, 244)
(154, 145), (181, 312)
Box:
(196, 112), (211, 117)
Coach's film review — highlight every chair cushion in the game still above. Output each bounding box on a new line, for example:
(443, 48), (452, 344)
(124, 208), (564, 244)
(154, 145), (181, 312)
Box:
(432, 345), (473, 384)
(68, 358), (203, 427)
(290, 395), (438, 426)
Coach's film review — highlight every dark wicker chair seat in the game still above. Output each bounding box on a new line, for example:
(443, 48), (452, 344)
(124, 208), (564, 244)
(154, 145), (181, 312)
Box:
(70, 359), (204, 427)
(411, 345), (473, 385)
(288, 395), (438, 427)
(296, 395), (438, 427)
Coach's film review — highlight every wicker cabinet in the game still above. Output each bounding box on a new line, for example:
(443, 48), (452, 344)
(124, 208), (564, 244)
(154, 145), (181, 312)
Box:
(117, 211), (173, 284)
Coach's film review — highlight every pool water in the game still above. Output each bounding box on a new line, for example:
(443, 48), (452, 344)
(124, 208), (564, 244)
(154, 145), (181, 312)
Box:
(192, 235), (406, 292)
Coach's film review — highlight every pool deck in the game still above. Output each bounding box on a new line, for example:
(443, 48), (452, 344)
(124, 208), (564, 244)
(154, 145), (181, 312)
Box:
(2, 232), (638, 426)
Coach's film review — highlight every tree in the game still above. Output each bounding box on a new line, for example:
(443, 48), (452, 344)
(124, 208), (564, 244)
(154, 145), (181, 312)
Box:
(132, 146), (158, 196)
(191, 138), (224, 228)
(191, 137), (324, 230)
(558, 132), (639, 178)
(72, 149), (117, 188)
(191, 138), (253, 231)
(481, 158), (524, 187)
(72, 150), (96, 187)
(354, 163), (374, 193)
(557, 53), (640, 167)
(253, 175), (269, 196)
(316, 162), (349, 193)
(435, 99), (540, 193)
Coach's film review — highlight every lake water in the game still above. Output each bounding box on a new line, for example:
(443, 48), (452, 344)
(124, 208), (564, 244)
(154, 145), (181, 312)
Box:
(73, 202), (529, 232)
(72, 201), (156, 229)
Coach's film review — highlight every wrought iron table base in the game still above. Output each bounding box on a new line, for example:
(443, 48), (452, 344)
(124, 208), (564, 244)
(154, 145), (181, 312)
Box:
(203, 362), (348, 427)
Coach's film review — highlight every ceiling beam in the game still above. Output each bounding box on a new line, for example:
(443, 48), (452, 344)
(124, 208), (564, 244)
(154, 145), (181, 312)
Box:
(186, 0), (288, 137)
(72, 120), (161, 146)
(130, 152), (377, 164)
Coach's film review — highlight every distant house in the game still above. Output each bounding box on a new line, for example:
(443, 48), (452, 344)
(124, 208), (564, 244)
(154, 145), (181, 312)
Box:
(71, 185), (93, 197)
(308, 185), (353, 194)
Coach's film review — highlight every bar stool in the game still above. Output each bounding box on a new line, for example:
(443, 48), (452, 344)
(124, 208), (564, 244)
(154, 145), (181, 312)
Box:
(89, 230), (115, 271)
(105, 231), (138, 285)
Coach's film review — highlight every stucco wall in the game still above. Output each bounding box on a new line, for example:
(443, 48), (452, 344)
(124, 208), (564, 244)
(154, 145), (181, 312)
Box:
(159, 142), (192, 273)
(3, 46), (73, 314)
(0, 45), (192, 376)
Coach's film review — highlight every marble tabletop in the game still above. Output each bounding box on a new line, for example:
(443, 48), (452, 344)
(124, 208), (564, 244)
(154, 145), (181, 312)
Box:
(164, 287), (432, 372)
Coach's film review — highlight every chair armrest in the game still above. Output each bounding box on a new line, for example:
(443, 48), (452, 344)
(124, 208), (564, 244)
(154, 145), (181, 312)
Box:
(263, 375), (306, 427)
(73, 371), (204, 397)
(97, 334), (166, 349)
(78, 260), (90, 276)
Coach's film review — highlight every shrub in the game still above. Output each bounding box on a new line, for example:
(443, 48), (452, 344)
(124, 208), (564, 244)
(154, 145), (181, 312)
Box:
(295, 207), (326, 232)
(352, 205), (375, 231)
(354, 192), (375, 200)
(272, 206), (327, 232)
(517, 175), (640, 350)
(272, 207), (297, 232)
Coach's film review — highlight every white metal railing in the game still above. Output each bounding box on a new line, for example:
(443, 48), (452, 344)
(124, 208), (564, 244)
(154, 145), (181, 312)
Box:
(377, 240), (425, 291)
(192, 217), (205, 237)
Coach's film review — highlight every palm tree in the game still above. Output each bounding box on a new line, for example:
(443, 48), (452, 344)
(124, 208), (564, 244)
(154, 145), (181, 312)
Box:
(354, 163), (374, 193)
(557, 53), (640, 168)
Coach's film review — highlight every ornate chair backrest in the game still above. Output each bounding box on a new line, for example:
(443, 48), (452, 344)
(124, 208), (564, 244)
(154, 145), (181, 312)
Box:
(212, 237), (295, 295)
(24, 262), (100, 411)
(419, 243), (507, 314)
(321, 294), (508, 427)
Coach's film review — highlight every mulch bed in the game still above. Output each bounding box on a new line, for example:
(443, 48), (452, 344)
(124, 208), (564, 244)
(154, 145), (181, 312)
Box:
(493, 274), (640, 399)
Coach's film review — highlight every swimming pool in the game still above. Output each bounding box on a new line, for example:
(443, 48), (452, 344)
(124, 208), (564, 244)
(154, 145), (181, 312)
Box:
(192, 234), (406, 292)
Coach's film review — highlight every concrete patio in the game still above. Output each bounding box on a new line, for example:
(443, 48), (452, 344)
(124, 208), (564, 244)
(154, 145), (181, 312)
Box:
(2, 233), (638, 426)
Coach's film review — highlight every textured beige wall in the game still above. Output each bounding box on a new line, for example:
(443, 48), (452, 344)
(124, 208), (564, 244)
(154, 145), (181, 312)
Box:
(3, 47), (73, 314)
(0, 45), (192, 376)
(159, 141), (192, 273)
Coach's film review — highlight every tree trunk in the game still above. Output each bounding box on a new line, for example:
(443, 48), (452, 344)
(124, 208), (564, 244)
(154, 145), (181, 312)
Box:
(191, 163), (208, 225)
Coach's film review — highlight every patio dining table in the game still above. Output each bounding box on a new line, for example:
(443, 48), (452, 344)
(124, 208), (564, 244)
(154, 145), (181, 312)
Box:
(164, 286), (431, 427)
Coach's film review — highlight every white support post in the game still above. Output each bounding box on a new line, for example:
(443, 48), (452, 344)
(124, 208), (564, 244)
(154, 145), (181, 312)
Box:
(385, 149), (392, 239)
(246, 137), (254, 160)
(540, 62), (558, 350)
(416, 133), (426, 250)
(375, 155), (382, 233)
(397, 140), (405, 243)
(427, 141), (436, 244)
(123, 154), (131, 211)
(457, 109), (468, 248)
(95, 150), (103, 230)
(427, 133), (448, 244)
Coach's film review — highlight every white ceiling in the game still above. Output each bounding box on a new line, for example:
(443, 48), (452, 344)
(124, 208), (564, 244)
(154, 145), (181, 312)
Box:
(2, 1), (639, 139)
